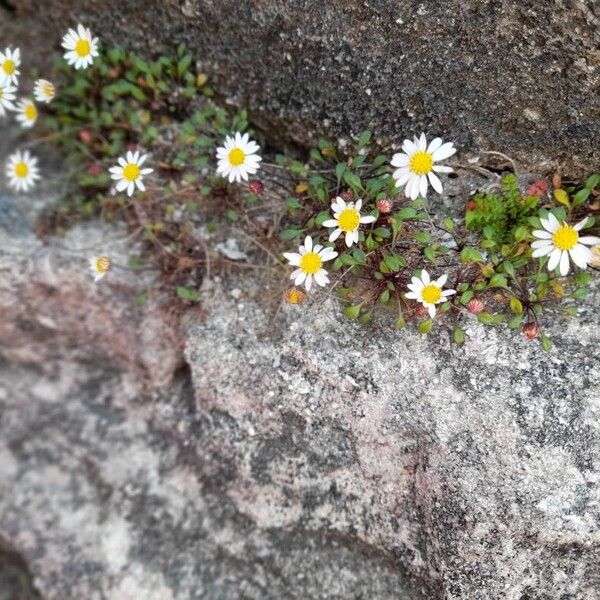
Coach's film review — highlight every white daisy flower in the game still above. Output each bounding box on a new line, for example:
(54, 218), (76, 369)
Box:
(322, 197), (377, 248)
(89, 255), (112, 282)
(283, 235), (338, 291)
(391, 133), (456, 200)
(216, 132), (262, 183)
(14, 98), (38, 128)
(0, 47), (20, 85)
(109, 151), (153, 197)
(531, 213), (600, 276)
(62, 24), (99, 70)
(5, 150), (40, 193)
(405, 269), (456, 318)
(33, 79), (56, 104)
(0, 80), (17, 116)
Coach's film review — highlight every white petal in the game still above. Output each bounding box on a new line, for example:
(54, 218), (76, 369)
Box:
(559, 250), (570, 276)
(432, 142), (456, 162)
(547, 213), (560, 232)
(360, 215), (376, 224)
(569, 244), (591, 269)
(428, 171), (443, 194)
(402, 139), (418, 155)
(394, 170), (413, 187)
(304, 236), (313, 251)
(532, 229), (552, 239)
(418, 175), (428, 198)
(421, 270), (430, 285)
(305, 275), (313, 291)
(427, 137), (443, 154)
(283, 253), (301, 266)
(329, 228), (342, 242)
(418, 133), (427, 150)
(435, 274), (447, 287)
(314, 270), (329, 287)
(427, 304), (436, 318)
(547, 248), (561, 271)
(574, 217), (589, 231)
(294, 271), (306, 286)
(405, 291), (419, 300)
(532, 245), (554, 258)
(531, 239), (553, 249)
(391, 153), (409, 167)
(579, 236), (600, 246)
(323, 219), (339, 228)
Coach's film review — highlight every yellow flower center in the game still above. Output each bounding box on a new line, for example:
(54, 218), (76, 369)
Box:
(421, 284), (442, 304)
(337, 208), (361, 233)
(75, 39), (91, 57)
(552, 224), (578, 251)
(14, 162), (28, 178)
(409, 151), (433, 175)
(24, 104), (37, 121)
(300, 252), (323, 275)
(3, 59), (15, 75)
(96, 256), (111, 274)
(123, 163), (140, 181)
(228, 147), (245, 166)
(44, 84), (55, 97)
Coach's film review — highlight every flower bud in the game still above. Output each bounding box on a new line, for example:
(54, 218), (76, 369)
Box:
(284, 287), (306, 305)
(377, 198), (393, 214)
(525, 179), (548, 198)
(466, 298), (485, 314)
(340, 189), (353, 201)
(249, 180), (264, 195)
(522, 321), (540, 341)
(88, 163), (102, 177)
(590, 245), (600, 269)
(79, 129), (92, 143)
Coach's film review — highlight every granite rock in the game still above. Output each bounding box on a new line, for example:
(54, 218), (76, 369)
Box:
(1, 200), (599, 597)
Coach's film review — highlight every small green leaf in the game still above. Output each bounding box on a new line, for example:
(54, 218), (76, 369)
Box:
(541, 334), (552, 352)
(344, 305), (361, 320)
(280, 228), (302, 241)
(357, 130), (372, 148)
(509, 297), (523, 314)
(418, 319), (433, 334)
(453, 327), (465, 345)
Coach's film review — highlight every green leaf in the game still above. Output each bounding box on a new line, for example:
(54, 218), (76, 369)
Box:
(585, 174), (600, 189)
(335, 163), (346, 182)
(478, 312), (504, 325)
(418, 319), (433, 334)
(442, 217), (455, 231)
(397, 207), (417, 220)
(344, 305), (361, 320)
(460, 290), (474, 305)
(541, 334), (552, 352)
(343, 171), (363, 191)
(488, 274), (508, 289)
(573, 188), (590, 207)
(352, 247), (366, 265)
(413, 232), (432, 244)
(453, 327), (465, 345)
(286, 197), (303, 209)
(460, 247), (484, 263)
(280, 228), (302, 241)
(177, 286), (199, 302)
(357, 130), (372, 148)
(508, 315), (523, 329)
(509, 297), (523, 314)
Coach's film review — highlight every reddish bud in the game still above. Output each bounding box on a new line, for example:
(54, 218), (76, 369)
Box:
(466, 298), (485, 314)
(525, 179), (548, 198)
(377, 198), (393, 214)
(522, 322), (540, 341)
(88, 163), (102, 177)
(79, 129), (92, 143)
(340, 189), (353, 201)
(249, 180), (264, 195)
(415, 303), (430, 317)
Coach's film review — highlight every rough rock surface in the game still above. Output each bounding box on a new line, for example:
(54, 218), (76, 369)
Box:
(1, 184), (600, 598)
(5, 0), (600, 174)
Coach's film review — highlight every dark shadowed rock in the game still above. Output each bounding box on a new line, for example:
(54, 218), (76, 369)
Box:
(6, 0), (600, 174)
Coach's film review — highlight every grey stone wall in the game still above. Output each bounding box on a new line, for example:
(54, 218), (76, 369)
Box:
(7, 0), (600, 174)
